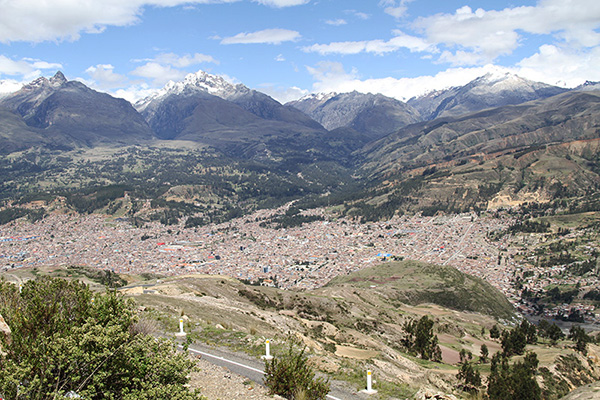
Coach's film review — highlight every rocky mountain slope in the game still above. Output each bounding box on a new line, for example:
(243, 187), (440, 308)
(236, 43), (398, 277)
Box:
(135, 71), (330, 161)
(407, 72), (568, 121)
(363, 90), (600, 175)
(287, 91), (421, 141)
(334, 90), (600, 214)
(0, 72), (155, 150)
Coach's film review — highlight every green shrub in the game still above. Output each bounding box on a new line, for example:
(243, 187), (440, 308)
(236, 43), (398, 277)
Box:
(264, 343), (330, 400)
(0, 277), (202, 400)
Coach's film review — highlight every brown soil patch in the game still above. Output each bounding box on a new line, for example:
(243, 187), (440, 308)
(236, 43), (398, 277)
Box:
(335, 345), (379, 359)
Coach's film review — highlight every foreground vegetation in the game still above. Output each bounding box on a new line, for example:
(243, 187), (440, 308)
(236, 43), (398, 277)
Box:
(0, 277), (201, 400)
(1, 262), (599, 400)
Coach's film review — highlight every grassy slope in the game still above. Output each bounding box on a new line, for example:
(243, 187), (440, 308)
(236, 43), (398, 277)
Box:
(324, 260), (516, 321)
(3, 265), (599, 398)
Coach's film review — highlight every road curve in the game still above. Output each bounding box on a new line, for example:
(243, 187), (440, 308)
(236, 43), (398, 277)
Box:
(180, 342), (372, 400)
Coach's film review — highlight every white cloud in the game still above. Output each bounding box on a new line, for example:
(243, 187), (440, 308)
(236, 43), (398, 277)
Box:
(112, 83), (158, 103)
(515, 44), (600, 87)
(85, 64), (128, 88)
(151, 52), (218, 67)
(379, 0), (412, 18)
(303, 31), (435, 55)
(306, 61), (515, 101)
(221, 28), (301, 44)
(131, 62), (187, 85)
(129, 51), (219, 86)
(304, 41), (368, 55)
(325, 19), (347, 26)
(415, 0), (600, 64)
(253, 0), (309, 7)
(27, 60), (64, 70)
(0, 55), (63, 80)
(384, 6), (407, 18)
(275, 54), (286, 62)
(0, 0), (240, 43)
(0, 79), (25, 96)
(343, 9), (369, 20)
(258, 84), (308, 103)
(306, 61), (360, 92)
(438, 50), (492, 66)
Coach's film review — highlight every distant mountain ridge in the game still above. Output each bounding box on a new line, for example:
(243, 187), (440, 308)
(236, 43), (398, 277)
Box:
(1, 69), (600, 219)
(137, 70), (321, 130)
(133, 70), (345, 163)
(407, 72), (568, 120)
(287, 91), (421, 141)
(0, 71), (154, 149)
(362, 90), (600, 175)
(136, 70), (249, 110)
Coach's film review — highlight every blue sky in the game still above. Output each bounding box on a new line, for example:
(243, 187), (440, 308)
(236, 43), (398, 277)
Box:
(1, 0), (599, 103)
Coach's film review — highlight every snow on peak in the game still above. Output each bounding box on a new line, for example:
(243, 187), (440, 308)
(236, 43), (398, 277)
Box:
(477, 71), (523, 85)
(297, 92), (338, 103)
(20, 71), (67, 91)
(469, 71), (544, 95)
(136, 70), (251, 111)
(50, 71), (67, 86)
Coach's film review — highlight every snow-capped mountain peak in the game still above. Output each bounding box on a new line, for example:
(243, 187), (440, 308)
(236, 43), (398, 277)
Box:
(49, 71), (67, 86)
(297, 92), (338, 103)
(136, 70), (250, 112)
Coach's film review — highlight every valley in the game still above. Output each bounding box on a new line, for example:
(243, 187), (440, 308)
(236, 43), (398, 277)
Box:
(1, 69), (600, 399)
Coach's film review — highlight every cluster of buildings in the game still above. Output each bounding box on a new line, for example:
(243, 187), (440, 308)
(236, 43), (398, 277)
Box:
(1, 206), (598, 325)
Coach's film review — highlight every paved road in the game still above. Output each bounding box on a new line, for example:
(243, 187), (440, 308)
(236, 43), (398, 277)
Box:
(180, 341), (375, 400)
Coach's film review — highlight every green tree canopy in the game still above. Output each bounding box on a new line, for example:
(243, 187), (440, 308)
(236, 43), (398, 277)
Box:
(403, 315), (442, 361)
(487, 351), (541, 400)
(0, 277), (201, 400)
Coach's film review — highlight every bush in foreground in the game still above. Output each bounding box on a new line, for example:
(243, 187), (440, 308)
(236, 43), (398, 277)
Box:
(264, 343), (330, 400)
(0, 277), (201, 400)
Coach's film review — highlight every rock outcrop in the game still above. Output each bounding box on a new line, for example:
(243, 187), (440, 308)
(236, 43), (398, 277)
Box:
(0, 313), (11, 352)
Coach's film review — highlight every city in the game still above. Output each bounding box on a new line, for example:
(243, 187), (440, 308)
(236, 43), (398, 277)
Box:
(2, 205), (598, 325)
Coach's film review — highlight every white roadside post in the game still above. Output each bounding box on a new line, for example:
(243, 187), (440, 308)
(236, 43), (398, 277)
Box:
(176, 318), (186, 337)
(360, 369), (377, 395)
(18, 283), (22, 293)
(261, 339), (273, 360)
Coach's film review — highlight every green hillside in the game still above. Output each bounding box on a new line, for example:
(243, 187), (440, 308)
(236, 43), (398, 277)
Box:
(326, 260), (517, 321)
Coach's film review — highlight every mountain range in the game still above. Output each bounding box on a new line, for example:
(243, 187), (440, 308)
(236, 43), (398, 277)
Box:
(286, 91), (421, 141)
(406, 72), (568, 120)
(135, 70), (329, 161)
(0, 69), (584, 156)
(1, 69), (599, 215)
(0, 72), (154, 152)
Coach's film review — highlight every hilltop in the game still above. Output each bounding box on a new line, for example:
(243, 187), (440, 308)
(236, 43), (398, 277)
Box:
(323, 260), (515, 321)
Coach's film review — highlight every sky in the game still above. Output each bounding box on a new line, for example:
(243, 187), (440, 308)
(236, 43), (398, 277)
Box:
(1, 0), (600, 104)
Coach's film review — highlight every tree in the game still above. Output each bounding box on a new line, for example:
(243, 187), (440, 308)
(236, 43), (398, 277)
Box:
(459, 349), (473, 363)
(403, 315), (442, 361)
(569, 326), (591, 355)
(537, 320), (564, 344)
(537, 319), (550, 335)
(457, 359), (481, 393)
(547, 323), (564, 345)
(520, 320), (537, 345)
(480, 344), (489, 363)
(487, 351), (541, 400)
(501, 326), (527, 357)
(490, 324), (501, 339)
(264, 343), (330, 400)
(0, 277), (201, 400)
